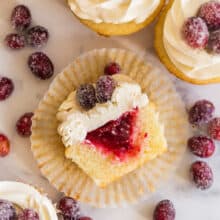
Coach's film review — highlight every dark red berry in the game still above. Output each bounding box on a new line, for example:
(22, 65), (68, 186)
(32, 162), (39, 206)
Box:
(76, 84), (97, 110)
(16, 112), (34, 137)
(208, 30), (220, 54)
(188, 100), (215, 125)
(191, 161), (213, 190)
(188, 136), (215, 158)
(182, 17), (209, 49)
(11, 5), (31, 31)
(0, 76), (14, 101)
(153, 200), (176, 220)
(96, 75), (116, 103)
(5, 33), (25, 50)
(27, 26), (49, 48)
(28, 52), (54, 80)
(208, 117), (220, 140)
(104, 62), (121, 75)
(18, 209), (39, 220)
(0, 134), (10, 157)
(198, 1), (220, 30)
(78, 217), (93, 220)
(0, 200), (17, 219)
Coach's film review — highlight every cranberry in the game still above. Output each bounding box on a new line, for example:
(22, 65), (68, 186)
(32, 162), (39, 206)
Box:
(5, 33), (25, 50)
(27, 26), (49, 48)
(104, 62), (121, 75)
(188, 136), (215, 158)
(191, 161), (213, 190)
(208, 117), (220, 140)
(208, 30), (220, 54)
(16, 112), (34, 137)
(182, 17), (209, 49)
(0, 134), (10, 157)
(0, 76), (14, 101)
(198, 1), (220, 30)
(28, 52), (54, 80)
(11, 5), (31, 31)
(0, 200), (17, 219)
(153, 200), (176, 220)
(18, 209), (39, 220)
(188, 100), (215, 125)
(78, 217), (93, 220)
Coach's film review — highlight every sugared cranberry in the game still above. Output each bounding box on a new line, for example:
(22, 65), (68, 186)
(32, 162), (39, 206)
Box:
(0, 134), (10, 157)
(0, 76), (14, 101)
(198, 1), (220, 30)
(0, 200), (17, 219)
(208, 30), (220, 54)
(78, 217), (93, 220)
(153, 200), (176, 220)
(16, 112), (34, 137)
(182, 17), (209, 49)
(28, 52), (54, 80)
(191, 161), (213, 190)
(27, 26), (49, 48)
(18, 209), (39, 220)
(188, 136), (215, 158)
(104, 62), (121, 75)
(96, 75), (116, 103)
(188, 100), (215, 125)
(208, 117), (220, 140)
(11, 5), (31, 31)
(5, 33), (25, 50)
(57, 197), (80, 220)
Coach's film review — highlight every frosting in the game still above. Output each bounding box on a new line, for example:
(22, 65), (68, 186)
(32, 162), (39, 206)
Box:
(163, 0), (220, 80)
(68, 0), (160, 24)
(0, 181), (58, 220)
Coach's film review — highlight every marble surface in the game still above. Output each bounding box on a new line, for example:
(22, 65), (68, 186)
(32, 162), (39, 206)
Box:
(0, 0), (220, 219)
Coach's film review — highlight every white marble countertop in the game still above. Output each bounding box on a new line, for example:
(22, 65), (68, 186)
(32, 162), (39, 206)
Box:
(0, 0), (220, 219)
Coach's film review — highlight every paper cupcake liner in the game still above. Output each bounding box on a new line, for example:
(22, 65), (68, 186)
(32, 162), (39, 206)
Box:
(31, 48), (190, 208)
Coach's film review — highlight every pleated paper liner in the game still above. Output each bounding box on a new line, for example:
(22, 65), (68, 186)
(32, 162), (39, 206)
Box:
(31, 48), (190, 208)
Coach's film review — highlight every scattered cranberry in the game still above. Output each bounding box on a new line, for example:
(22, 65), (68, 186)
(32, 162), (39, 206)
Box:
(182, 17), (209, 49)
(27, 26), (49, 48)
(5, 33), (25, 50)
(104, 62), (121, 75)
(16, 112), (34, 137)
(208, 117), (220, 140)
(18, 209), (39, 220)
(0, 76), (14, 101)
(208, 30), (220, 54)
(191, 161), (213, 190)
(153, 200), (176, 220)
(28, 52), (54, 80)
(0, 200), (17, 219)
(188, 100), (215, 125)
(78, 217), (93, 220)
(11, 5), (31, 31)
(0, 134), (10, 157)
(198, 1), (220, 30)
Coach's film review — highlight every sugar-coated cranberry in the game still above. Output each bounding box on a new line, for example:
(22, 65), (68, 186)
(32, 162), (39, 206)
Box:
(78, 217), (93, 220)
(27, 26), (49, 48)
(153, 200), (176, 220)
(5, 33), (25, 50)
(188, 100), (215, 125)
(96, 75), (116, 103)
(0, 76), (14, 101)
(188, 136), (215, 158)
(0, 134), (10, 157)
(104, 62), (121, 75)
(208, 117), (220, 140)
(11, 5), (31, 31)
(18, 209), (39, 220)
(208, 30), (220, 54)
(28, 52), (54, 80)
(191, 161), (213, 190)
(198, 1), (220, 30)
(182, 17), (209, 49)
(16, 112), (34, 137)
(0, 200), (17, 219)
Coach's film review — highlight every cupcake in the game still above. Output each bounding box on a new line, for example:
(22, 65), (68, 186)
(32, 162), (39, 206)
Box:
(67, 0), (165, 36)
(155, 0), (220, 84)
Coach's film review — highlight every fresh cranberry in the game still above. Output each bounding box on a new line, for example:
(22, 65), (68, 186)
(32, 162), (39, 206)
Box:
(188, 136), (215, 158)
(11, 5), (31, 31)
(182, 17), (209, 49)
(0, 200), (17, 219)
(208, 30), (220, 54)
(0, 76), (14, 101)
(18, 209), (39, 220)
(153, 200), (176, 220)
(104, 62), (121, 75)
(208, 117), (220, 140)
(28, 52), (54, 80)
(198, 1), (220, 30)
(191, 161), (213, 190)
(188, 100), (215, 125)
(78, 217), (93, 220)
(16, 112), (34, 137)
(5, 33), (25, 50)
(0, 134), (10, 157)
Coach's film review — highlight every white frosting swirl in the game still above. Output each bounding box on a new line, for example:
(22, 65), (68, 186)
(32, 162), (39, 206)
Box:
(163, 0), (220, 80)
(0, 182), (58, 220)
(68, 0), (160, 24)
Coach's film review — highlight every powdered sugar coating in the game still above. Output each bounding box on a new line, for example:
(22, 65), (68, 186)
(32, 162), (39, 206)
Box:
(208, 30), (220, 54)
(208, 117), (220, 140)
(5, 33), (25, 50)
